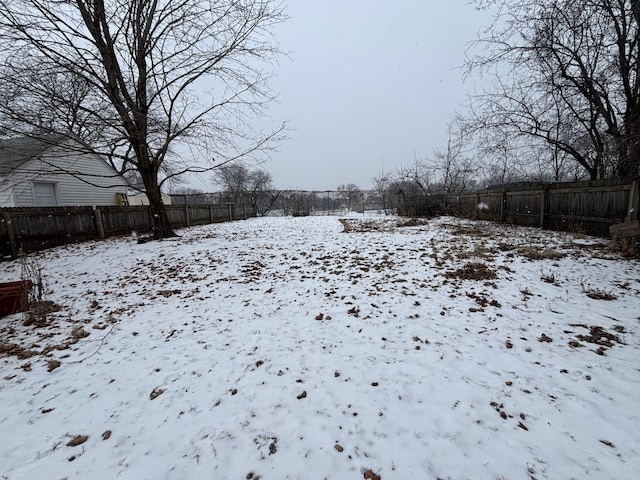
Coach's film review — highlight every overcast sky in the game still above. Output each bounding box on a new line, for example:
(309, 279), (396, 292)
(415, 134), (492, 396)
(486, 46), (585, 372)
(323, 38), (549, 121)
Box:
(197, 1), (494, 192)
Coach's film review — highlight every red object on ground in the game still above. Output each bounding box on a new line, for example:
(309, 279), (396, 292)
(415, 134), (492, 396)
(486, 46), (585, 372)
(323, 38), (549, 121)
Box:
(0, 280), (32, 317)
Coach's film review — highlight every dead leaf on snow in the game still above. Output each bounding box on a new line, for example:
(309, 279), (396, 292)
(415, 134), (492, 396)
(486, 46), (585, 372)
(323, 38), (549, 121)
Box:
(47, 359), (61, 372)
(538, 333), (553, 343)
(347, 306), (360, 317)
(158, 289), (182, 297)
(67, 435), (88, 447)
(150, 387), (165, 400)
(1, 343), (37, 360)
(363, 468), (381, 480)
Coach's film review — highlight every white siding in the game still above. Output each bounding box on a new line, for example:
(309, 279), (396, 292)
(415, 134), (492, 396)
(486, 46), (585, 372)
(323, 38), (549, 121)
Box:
(0, 176), (16, 207)
(5, 170), (37, 207)
(4, 140), (129, 207)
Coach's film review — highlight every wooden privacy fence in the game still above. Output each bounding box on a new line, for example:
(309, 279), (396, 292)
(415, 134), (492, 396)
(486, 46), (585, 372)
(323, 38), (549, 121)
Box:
(0, 203), (255, 258)
(398, 178), (639, 238)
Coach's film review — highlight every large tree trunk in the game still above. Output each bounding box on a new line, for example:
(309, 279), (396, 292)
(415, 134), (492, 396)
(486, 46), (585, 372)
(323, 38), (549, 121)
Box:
(618, 113), (640, 178)
(146, 181), (176, 239)
(139, 161), (176, 239)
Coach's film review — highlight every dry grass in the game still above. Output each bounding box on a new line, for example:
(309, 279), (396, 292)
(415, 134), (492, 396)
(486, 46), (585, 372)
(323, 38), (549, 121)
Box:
(338, 219), (397, 233)
(448, 226), (491, 237)
(517, 246), (566, 261)
(540, 272), (557, 284)
(396, 218), (428, 228)
(580, 279), (618, 300)
(23, 300), (62, 327)
(611, 236), (639, 258)
(583, 287), (618, 300)
(456, 243), (494, 260)
(444, 262), (498, 281)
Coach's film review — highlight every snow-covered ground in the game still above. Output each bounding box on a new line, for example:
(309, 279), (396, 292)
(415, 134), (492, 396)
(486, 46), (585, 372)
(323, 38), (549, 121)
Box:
(1, 214), (639, 480)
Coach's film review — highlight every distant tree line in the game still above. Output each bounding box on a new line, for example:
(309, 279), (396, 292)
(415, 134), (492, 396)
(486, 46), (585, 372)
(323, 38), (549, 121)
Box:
(171, 170), (400, 216)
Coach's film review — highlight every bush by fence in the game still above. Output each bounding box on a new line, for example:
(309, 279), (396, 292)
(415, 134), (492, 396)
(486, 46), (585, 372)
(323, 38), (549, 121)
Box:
(0, 203), (255, 258)
(397, 178), (639, 238)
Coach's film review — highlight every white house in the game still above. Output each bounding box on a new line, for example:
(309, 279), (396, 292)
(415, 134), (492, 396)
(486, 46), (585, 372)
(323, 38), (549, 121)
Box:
(0, 134), (129, 207)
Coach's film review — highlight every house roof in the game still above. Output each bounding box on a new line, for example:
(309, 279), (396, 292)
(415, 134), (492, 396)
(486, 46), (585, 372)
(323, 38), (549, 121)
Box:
(0, 134), (67, 175)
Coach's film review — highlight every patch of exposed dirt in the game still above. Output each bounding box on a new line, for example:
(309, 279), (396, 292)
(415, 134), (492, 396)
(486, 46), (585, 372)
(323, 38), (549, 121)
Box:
(448, 225), (491, 237)
(22, 301), (62, 327)
(569, 324), (624, 355)
(444, 262), (497, 281)
(517, 246), (566, 261)
(397, 218), (428, 228)
(0, 342), (38, 359)
(338, 219), (398, 233)
(466, 291), (501, 308)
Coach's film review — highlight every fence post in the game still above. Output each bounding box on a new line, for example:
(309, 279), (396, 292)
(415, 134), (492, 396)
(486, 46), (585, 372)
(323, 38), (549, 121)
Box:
(627, 179), (639, 221)
(94, 207), (105, 239)
(147, 206), (153, 232)
(500, 190), (507, 223)
(184, 205), (190, 227)
(228, 203), (233, 221)
(474, 194), (480, 220)
(243, 205), (247, 219)
(540, 187), (548, 229)
(1, 211), (18, 258)
(209, 205), (214, 224)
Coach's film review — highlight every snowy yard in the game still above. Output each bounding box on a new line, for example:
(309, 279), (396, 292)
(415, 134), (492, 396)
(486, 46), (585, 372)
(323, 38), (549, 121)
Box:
(1, 214), (639, 480)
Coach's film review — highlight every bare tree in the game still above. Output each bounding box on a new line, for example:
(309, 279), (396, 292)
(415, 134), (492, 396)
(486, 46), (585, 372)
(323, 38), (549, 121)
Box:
(394, 160), (433, 196)
(431, 121), (477, 194)
(0, 68), (111, 145)
(467, 0), (640, 179)
(0, 0), (287, 238)
(172, 187), (205, 196)
(215, 164), (277, 215)
(336, 183), (363, 210)
(215, 165), (251, 204)
(470, 125), (528, 185)
(371, 172), (393, 214)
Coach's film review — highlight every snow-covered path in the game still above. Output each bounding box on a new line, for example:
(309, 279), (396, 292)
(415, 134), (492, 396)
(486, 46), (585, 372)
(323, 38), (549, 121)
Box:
(1, 215), (639, 479)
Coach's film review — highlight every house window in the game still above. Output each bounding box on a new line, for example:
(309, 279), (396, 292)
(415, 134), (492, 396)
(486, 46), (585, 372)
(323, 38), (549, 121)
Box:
(32, 182), (59, 206)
